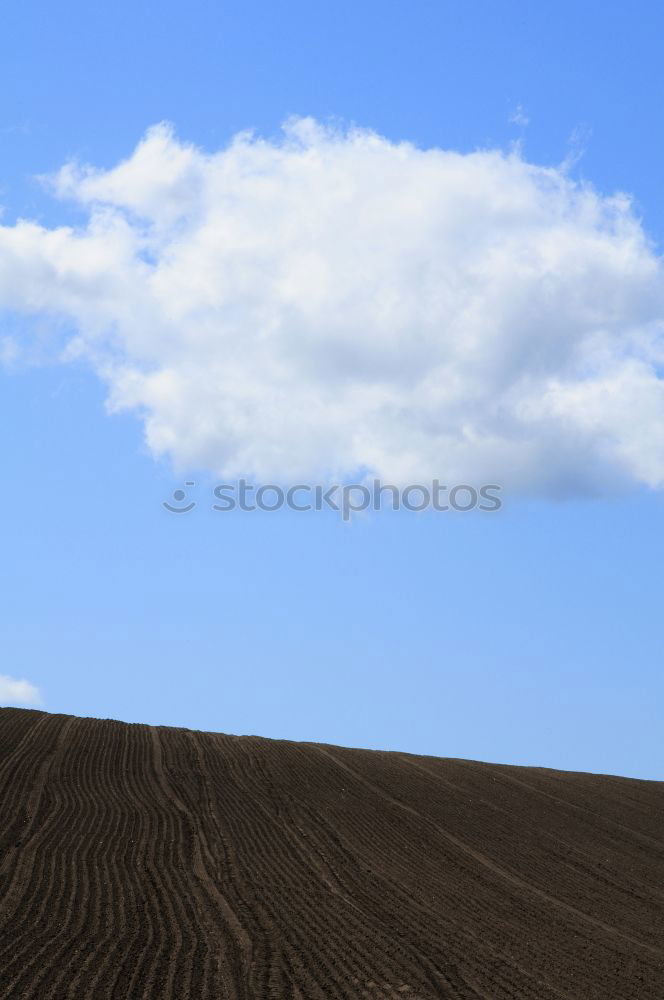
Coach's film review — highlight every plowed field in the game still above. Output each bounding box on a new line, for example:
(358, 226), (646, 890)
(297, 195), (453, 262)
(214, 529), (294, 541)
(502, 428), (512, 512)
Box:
(0, 708), (662, 998)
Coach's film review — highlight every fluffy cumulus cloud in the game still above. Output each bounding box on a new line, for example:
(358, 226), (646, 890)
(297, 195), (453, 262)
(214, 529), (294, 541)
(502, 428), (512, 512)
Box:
(2, 117), (664, 493)
(0, 675), (42, 707)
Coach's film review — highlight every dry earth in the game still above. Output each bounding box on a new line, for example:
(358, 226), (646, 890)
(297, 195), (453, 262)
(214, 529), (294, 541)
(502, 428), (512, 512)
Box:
(0, 707), (663, 998)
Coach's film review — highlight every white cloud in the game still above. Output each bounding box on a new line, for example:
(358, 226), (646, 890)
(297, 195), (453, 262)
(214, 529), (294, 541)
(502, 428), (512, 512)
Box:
(509, 105), (530, 127)
(2, 117), (664, 494)
(0, 675), (43, 706)
(0, 336), (18, 367)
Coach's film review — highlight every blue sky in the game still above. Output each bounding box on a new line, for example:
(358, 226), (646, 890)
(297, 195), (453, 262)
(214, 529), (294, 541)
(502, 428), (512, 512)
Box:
(2, 0), (663, 778)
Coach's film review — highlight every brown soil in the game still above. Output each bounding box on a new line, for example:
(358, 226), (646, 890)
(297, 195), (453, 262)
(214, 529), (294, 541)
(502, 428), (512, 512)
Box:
(0, 707), (662, 999)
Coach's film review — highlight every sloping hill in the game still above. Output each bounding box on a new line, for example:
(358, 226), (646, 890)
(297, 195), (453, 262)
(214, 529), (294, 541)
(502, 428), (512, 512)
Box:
(0, 708), (662, 999)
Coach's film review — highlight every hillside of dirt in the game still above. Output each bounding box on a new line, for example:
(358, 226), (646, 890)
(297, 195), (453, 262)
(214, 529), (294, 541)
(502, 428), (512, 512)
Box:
(0, 707), (662, 999)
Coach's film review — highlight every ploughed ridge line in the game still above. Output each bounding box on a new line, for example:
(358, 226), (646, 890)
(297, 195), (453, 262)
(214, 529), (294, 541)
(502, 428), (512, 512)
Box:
(0, 708), (662, 999)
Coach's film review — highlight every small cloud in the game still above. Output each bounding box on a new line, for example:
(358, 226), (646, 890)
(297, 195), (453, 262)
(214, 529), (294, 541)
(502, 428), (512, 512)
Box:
(0, 675), (43, 707)
(0, 121), (31, 137)
(509, 104), (530, 127)
(562, 124), (592, 172)
(0, 336), (19, 367)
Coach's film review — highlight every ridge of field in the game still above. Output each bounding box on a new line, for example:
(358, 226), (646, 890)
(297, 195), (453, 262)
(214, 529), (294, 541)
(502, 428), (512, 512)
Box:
(0, 707), (662, 999)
